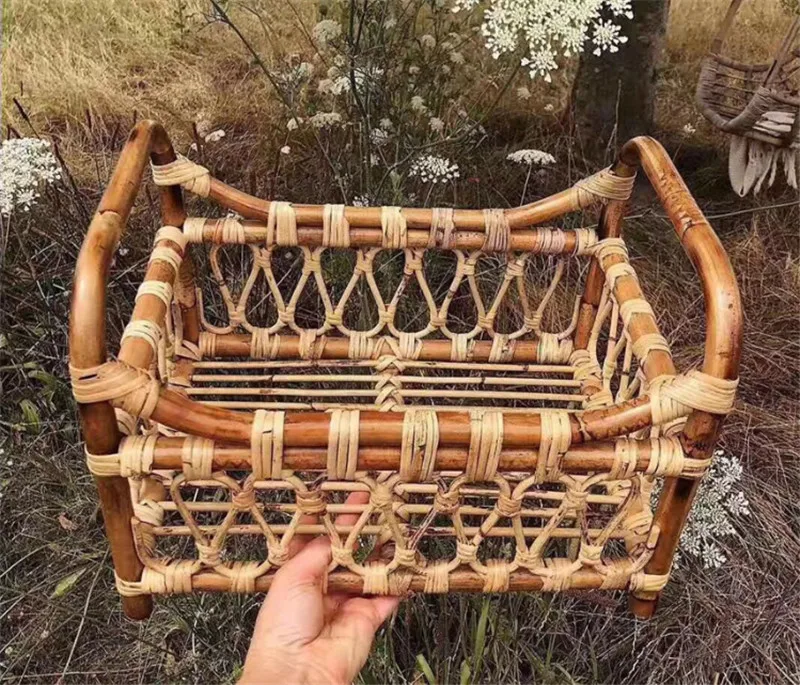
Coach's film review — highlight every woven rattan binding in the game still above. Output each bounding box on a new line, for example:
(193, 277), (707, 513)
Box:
(68, 123), (742, 621)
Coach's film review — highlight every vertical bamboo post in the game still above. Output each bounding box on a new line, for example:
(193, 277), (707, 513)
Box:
(618, 137), (743, 619)
(573, 163), (634, 350)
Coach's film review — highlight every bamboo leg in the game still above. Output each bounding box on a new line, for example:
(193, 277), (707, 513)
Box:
(629, 411), (724, 619)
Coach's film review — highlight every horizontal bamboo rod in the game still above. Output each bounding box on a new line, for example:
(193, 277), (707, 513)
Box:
(199, 400), (579, 411)
(191, 359), (576, 374)
(197, 333), (560, 363)
(189, 373), (582, 388)
(186, 220), (592, 253)
(151, 523), (632, 538)
(185, 387), (583, 402)
(148, 386), (656, 447)
(143, 441), (653, 473)
(206, 178), (585, 229)
(155, 499), (619, 516)
(140, 567), (639, 593)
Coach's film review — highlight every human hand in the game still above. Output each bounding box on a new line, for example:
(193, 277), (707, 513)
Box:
(240, 491), (401, 685)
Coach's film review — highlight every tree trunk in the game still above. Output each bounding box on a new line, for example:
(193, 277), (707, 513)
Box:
(571, 0), (671, 157)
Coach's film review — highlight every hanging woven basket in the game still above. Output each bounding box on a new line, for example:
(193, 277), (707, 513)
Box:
(696, 0), (800, 195)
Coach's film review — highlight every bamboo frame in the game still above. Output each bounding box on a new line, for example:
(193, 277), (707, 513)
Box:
(69, 122), (742, 620)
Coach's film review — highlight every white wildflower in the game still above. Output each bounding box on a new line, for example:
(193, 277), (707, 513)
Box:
(453, 0), (634, 81)
(370, 153), (380, 167)
(409, 154), (460, 184)
(331, 76), (351, 95)
(118, 247), (130, 257)
(449, 51), (465, 64)
(370, 128), (391, 146)
(204, 129), (225, 143)
(313, 19), (342, 44)
(409, 65), (421, 75)
(280, 146), (291, 155)
(287, 118), (300, 131)
(653, 451), (750, 569)
(442, 64), (452, 75)
(0, 138), (62, 215)
(592, 19), (628, 55)
(352, 194), (371, 207)
(516, 86), (531, 100)
(506, 149), (556, 166)
(379, 118), (394, 131)
(683, 122), (697, 135)
(544, 103), (555, 112)
(410, 96), (427, 113)
(317, 78), (334, 94)
(428, 117), (445, 134)
(420, 34), (436, 49)
(384, 17), (397, 29)
(309, 111), (343, 129)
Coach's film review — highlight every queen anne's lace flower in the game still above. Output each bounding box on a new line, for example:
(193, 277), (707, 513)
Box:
(453, 0), (633, 81)
(409, 155), (460, 184)
(429, 117), (445, 133)
(420, 34), (437, 49)
(370, 128), (391, 146)
(313, 19), (342, 44)
(506, 148), (556, 166)
(653, 451), (750, 569)
(410, 96), (427, 113)
(310, 112), (343, 129)
(0, 138), (62, 215)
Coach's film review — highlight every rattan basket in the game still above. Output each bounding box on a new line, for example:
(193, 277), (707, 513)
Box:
(69, 123), (742, 620)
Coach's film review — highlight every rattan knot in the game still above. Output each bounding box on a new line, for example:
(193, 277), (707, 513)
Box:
(434, 489), (460, 515)
(577, 542), (604, 566)
(197, 543), (222, 567)
(295, 489), (327, 515)
(394, 547), (417, 567)
(495, 494), (522, 518)
(331, 545), (354, 567)
(268, 546), (289, 566)
(355, 252), (372, 273)
(505, 258), (525, 278)
(563, 487), (589, 510)
(456, 541), (478, 564)
(405, 254), (423, 272)
(362, 562), (390, 595)
(232, 487), (256, 511)
(514, 549), (539, 569)
(370, 484), (394, 511)
(326, 311), (343, 326)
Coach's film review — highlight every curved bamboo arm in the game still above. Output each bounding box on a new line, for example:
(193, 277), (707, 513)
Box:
(69, 120), (181, 620)
(617, 137), (743, 619)
(618, 137), (743, 381)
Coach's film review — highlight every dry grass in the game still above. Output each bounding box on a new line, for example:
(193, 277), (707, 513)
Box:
(2, 0), (799, 683)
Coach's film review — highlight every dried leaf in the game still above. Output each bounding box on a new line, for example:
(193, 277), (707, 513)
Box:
(58, 512), (78, 532)
(51, 567), (87, 598)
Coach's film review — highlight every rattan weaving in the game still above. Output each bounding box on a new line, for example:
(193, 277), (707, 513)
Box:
(696, 0), (800, 195)
(68, 123), (742, 620)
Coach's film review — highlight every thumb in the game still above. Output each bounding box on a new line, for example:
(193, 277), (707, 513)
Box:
(253, 538), (333, 647)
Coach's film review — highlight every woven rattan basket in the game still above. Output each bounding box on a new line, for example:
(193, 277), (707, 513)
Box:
(69, 122), (742, 620)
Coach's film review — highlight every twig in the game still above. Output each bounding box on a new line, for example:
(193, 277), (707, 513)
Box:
(59, 552), (109, 680)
